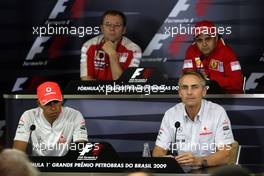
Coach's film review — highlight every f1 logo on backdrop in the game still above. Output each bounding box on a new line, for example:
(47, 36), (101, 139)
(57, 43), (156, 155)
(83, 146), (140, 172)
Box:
(143, 0), (190, 56)
(168, 0), (190, 17)
(13, 0), (77, 91)
(245, 73), (264, 90)
(129, 68), (154, 83)
(77, 143), (100, 160)
(26, 0), (69, 61)
(131, 68), (144, 79)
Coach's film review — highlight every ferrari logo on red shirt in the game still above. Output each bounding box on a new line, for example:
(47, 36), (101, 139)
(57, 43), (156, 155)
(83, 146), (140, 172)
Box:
(210, 59), (218, 69)
(209, 59), (224, 72)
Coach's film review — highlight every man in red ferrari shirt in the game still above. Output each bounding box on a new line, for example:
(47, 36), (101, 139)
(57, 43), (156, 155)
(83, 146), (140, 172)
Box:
(80, 10), (142, 81)
(183, 20), (244, 93)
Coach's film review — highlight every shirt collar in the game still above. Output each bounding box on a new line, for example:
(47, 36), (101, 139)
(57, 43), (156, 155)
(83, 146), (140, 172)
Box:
(183, 99), (205, 122)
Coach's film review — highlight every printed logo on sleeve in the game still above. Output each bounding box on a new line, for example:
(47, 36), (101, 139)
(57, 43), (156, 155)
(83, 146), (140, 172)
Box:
(183, 59), (193, 69)
(118, 52), (128, 63)
(230, 61), (241, 71)
(195, 57), (203, 68)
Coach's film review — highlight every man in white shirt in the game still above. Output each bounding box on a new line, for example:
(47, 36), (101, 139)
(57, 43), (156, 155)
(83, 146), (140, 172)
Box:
(152, 70), (234, 168)
(13, 81), (88, 156)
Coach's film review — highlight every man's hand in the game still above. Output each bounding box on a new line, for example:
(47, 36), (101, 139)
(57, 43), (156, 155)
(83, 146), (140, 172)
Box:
(175, 152), (202, 166)
(102, 40), (123, 80)
(102, 41), (117, 56)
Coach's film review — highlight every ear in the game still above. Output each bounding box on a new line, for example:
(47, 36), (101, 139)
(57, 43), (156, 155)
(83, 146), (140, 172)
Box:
(177, 87), (183, 98)
(202, 86), (208, 97)
(215, 35), (219, 41)
(122, 26), (127, 35)
(37, 100), (44, 109)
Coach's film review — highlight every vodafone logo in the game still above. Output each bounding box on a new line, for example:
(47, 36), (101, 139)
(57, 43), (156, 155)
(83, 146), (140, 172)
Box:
(46, 87), (52, 93)
(44, 87), (55, 96)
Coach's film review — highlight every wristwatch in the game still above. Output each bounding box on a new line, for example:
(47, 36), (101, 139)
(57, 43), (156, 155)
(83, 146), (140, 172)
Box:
(201, 159), (208, 168)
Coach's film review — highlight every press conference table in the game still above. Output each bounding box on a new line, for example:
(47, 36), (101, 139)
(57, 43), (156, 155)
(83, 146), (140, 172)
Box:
(3, 92), (264, 175)
(38, 164), (264, 176)
(29, 148), (264, 175)
(39, 173), (203, 176)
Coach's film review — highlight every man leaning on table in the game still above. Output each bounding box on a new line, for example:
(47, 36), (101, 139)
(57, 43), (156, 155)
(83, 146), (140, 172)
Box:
(13, 81), (88, 156)
(153, 70), (235, 168)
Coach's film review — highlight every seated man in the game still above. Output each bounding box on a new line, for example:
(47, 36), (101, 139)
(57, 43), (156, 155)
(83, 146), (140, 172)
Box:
(152, 70), (234, 168)
(13, 81), (88, 156)
(183, 20), (244, 93)
(80, 10), (142, 81)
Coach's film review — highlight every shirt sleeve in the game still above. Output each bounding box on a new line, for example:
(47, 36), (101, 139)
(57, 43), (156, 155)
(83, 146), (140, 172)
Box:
(128, 44), (142, 67)
(80, 43), (88, 78)
(14, 112), (31, 142)
(210, 46), (244, 93)
(155, 110), (174, 150)
(183, 45), (197, 70)
(215, 107), (234, 147)
(73, 111), (88, 142)
(81, 42), (95, 78)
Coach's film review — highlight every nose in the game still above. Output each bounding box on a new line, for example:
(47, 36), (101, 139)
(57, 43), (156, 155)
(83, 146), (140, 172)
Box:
(50, 102), (56, 110)
(202, 39), (207, 47)
(187, 87), (193, 95)
(109, 26), (115, 31)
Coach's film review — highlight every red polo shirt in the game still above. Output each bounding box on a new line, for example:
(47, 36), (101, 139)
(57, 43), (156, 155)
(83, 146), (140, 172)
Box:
(183, 38), (243, 93)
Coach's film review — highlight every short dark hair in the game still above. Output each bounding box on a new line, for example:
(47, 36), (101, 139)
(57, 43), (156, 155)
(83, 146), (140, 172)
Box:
(179, 70), (206, 87)
(101, 10), (127, 26)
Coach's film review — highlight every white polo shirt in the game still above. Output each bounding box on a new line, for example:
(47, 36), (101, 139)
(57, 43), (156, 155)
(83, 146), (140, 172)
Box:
(14, 107), (88, 156)
(155, 99), (234, 157)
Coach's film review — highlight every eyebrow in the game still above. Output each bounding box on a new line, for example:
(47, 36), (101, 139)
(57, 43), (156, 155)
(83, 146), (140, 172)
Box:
(180, 83), (201, 87)
(195, 34), (212, 39)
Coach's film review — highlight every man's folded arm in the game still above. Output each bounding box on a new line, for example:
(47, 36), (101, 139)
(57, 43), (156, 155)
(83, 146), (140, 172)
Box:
(152, 145), (168, 157)
(202, 144), (231, 167)
(13, 140), (28, 153)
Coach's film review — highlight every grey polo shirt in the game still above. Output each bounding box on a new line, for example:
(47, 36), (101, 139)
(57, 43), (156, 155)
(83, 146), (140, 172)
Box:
(155, 99), (234, 157)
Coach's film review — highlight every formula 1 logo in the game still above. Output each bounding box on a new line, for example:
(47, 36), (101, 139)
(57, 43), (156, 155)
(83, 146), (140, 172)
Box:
(143, 0), (190, 56)
(13, 0), (79, 91)
(26, 0), (69, 61)
(168, 0), (190, 18)
(245, 73), (264, 91)
(131, 68), (144, 79)
(129, 68), (154, 83)
(77, 143), (100, 160)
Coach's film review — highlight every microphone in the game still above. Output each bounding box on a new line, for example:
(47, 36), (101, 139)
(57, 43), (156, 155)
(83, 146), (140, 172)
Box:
(30, 124), (36, 131)
(28, 124), (36, 155)
(172, 121), (181, 156)
(29, 124), (36, 143)
(199, 55), (204, 61)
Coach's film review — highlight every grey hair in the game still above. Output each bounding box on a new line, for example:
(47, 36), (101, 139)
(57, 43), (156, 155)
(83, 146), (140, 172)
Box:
(178, 70), (206, 87)
(0, 149), (39, 176)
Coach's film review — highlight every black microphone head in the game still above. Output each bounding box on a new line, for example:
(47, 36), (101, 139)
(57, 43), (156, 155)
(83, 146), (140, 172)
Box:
(200, 55), (204, 61)
(175, 121), (180, 128)
(30, 124), (36, 131)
